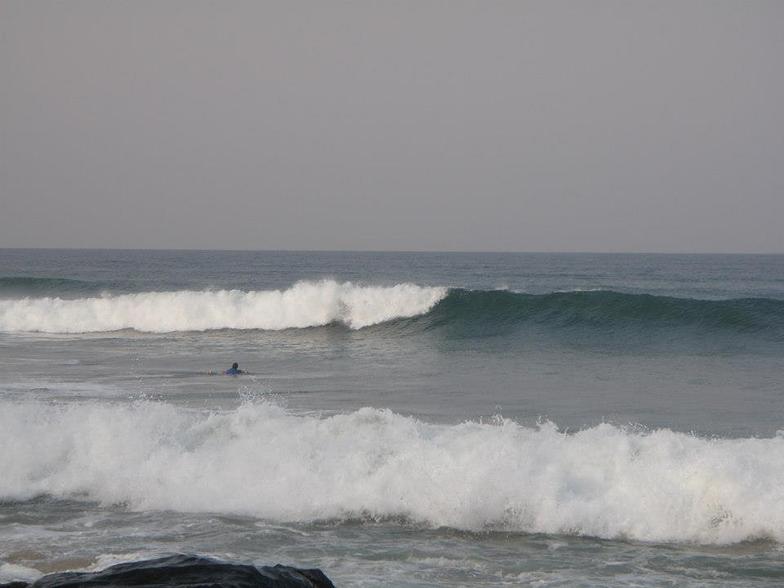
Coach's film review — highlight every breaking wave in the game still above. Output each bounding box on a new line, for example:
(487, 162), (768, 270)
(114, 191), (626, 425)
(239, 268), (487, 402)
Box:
(0, 280), (447, 332)
(2, 399), (784, 545)
(1, 281), (782, 339)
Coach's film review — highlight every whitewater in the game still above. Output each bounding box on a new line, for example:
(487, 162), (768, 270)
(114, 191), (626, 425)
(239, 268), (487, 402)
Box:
(2, 399), (784, 545)
(0, 280), (447, 333)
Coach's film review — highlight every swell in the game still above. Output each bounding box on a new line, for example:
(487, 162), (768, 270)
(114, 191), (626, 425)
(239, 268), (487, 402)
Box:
(2, 399), (783, 545)
(407, 289), (784, 338)
(0, 276), (103, 297)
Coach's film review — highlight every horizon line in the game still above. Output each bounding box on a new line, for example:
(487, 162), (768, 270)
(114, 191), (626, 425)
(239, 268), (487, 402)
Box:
(0, 246), (782, 256)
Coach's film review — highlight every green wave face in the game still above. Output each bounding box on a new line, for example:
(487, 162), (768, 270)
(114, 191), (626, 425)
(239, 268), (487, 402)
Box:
(399, 289), (784, 345)
(0, 276), (101, 297)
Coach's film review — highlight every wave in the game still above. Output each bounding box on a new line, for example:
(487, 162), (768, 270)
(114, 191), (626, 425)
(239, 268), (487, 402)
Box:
(0, 280), (447, 333)
(0, 282), (782, 338)
(414, 289), (784, 338)
(2, 399), (783, 544)
(0, 276), (102, 297)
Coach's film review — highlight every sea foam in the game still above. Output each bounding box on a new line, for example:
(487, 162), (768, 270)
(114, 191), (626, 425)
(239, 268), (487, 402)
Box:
(2, 399), (783, 545)
(0, 281), (447, 333)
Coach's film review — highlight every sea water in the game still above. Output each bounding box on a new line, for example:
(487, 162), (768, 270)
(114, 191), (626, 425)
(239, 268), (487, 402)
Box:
(1, 249), (783, 586)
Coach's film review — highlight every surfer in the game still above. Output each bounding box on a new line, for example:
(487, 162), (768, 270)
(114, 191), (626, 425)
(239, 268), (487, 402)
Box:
(224, 362), (244, 376)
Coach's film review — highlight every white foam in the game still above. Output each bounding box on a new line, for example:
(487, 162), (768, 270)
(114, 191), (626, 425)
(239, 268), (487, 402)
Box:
(0, 280), (447, 333)
(0, 563), (42, 583)
(1, 399), (783, 544)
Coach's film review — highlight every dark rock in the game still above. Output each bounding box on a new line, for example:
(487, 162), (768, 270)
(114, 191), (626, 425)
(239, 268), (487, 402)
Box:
(8, 554), (334, 588)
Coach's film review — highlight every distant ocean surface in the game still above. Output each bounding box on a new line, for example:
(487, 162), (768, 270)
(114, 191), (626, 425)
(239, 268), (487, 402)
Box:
(1, 249), (783, 587)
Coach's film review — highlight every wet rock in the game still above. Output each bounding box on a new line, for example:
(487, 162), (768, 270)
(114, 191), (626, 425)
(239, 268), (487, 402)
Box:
(2, 554), (334, 588)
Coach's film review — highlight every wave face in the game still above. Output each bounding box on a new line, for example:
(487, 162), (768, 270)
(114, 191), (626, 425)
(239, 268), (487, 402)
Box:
(0, 276), (102, 297)
(0, 281), (447, 333)
(414, 289), (784, 339)
(2, 399), (783, 545)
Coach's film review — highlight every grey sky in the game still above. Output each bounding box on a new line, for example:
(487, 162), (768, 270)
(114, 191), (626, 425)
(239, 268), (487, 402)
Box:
(1, 1), (782, 252)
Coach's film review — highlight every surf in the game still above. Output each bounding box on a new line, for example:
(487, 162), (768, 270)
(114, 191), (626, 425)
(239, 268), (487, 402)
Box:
(0, 280), (448, 333)
(2, 398), (783, 545)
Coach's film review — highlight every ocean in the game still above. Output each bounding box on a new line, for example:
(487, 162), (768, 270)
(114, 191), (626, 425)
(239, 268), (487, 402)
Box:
(1, 249), (783, 586)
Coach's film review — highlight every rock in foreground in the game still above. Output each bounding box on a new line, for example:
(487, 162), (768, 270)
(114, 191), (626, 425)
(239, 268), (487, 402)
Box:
(2, 554), (335, 588)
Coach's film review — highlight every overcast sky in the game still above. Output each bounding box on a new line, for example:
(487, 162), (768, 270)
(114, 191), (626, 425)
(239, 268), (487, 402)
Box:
(1, 1), (782, 252)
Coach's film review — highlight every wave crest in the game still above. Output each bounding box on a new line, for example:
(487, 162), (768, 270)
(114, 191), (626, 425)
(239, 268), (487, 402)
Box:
(0, 281), (447, 333)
